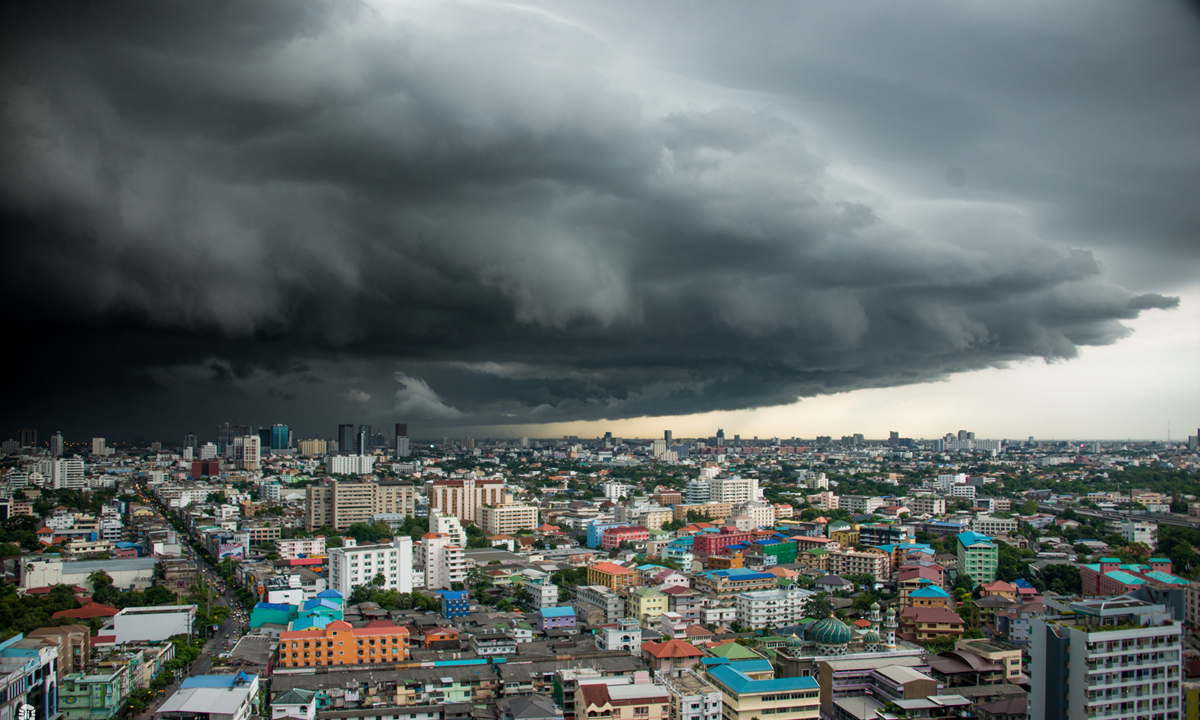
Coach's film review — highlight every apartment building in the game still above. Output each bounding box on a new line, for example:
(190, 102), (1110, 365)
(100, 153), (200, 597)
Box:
(573, 585), (625, 626)
(694, 569), (778, 600)
(429, 477), (508, 524)
(671, 503), (734, 523)
(328, 537), (414, 595)
(656, 670), (721, 720)
(827, 548), (890, 579)
(839, 496), (886, 514)
(242, 525), (282, 546)
(693, 527), (755, 556)
(1121, 521), (1156, 546)
(603, 526), (650, 550)
(479, 504), (539, 536)
(276, 537), (326, 560)
(956, 531), (997, 584)
(734, 587), (814, 630)
(908, 495), (946, 516)
(709, 477), (759, 505)
(415, 533), (467, 590)
(325, 454), (373, 476)
(707, 661), (820, 720)
(278, 619), (410, 668)
(587, 562), (640, 593)
(971, 516), (1018, 536)
(1029, 597), (1183, 720)
(305, 480), (419, 531)
(575, 678), (671, 720)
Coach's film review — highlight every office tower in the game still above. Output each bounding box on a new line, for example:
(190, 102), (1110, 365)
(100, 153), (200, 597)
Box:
(396, 436), (410, 458)
(217, 422), (232, 455)
(1029, 597), (1182, 720)
(183, 446), (194, 461)
(889, 431), (899, 446)
(198, 443), (218, 460)
(18, 429), (36, 449)
(462, 437), (474, 450)
(715, 429), (725, 447)
(664, 430), (673, 445)
(270, 424), (289, 451)
(395, 423), (408, 439)
(50, 432), (63, 457)
(357, 425), (372, 455)
(91, 438), (106, 456)
(257, 427), (272, 451)
(184, 433), (198, 452)
(520, 437), (528, 448)
(338, 424), (355, 454)
(305, 479), (418, 530)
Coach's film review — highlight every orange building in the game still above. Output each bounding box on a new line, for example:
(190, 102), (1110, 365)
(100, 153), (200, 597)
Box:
(587, 562), (640, 593)
(278, 619), (410, 668)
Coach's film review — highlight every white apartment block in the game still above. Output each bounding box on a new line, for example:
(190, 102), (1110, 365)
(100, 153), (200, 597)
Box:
(734, 587), (813, 630)
(415, 533), (466, 590)
(972, 515), (1018, 536)
(233, 435), (260, 471)
(797, 470), (829, 490)
(328, 536), (413, 595)
(604, 482), (635, 501)
(737, 501), (776, 529)
(840, 495), (886, 514)
(909, 494), (946, 516)
(479, 504), (539, 536)
(685, 480), (712, 504)
(430, 508), (468, 547)
(950, 484), (977, 501)
(709, 476), (759, 504)
(325, 454), (375, 475)
(35, 459), (86, 490)
(1121, 521), (1156, 546)
(934, 473), (968, 491)
(276, 536), (326, 560)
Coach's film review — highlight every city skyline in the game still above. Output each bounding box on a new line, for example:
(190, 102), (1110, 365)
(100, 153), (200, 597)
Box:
(1, 2), (1196, 441)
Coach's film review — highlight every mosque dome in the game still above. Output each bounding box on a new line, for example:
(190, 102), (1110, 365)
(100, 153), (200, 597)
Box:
(810, 614), (852, 646)
(786, 634), (803, 647)
(870, 601), (880, 612)
(862, 630), (880, 645)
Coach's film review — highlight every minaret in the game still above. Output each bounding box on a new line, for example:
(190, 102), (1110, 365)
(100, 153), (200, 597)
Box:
(869, 601), (881, 635)
(883, 607), (898, 649)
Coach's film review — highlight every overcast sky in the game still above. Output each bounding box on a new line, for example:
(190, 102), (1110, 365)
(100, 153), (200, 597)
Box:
(1, 0), (1196, 443)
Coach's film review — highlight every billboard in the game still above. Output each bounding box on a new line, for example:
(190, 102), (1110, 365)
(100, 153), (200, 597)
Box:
(218, 543), (244, 559)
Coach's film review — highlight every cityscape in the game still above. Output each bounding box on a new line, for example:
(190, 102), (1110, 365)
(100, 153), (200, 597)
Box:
(0, 2), (1197, 720)
(0, 424), (1198, 720)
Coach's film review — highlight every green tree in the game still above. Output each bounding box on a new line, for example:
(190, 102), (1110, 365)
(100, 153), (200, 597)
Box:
(89, 571), (117, 605)
(805, 592), (833, 619)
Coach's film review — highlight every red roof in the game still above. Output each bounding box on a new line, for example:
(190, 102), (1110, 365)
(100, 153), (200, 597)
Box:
(591, 562), (635, 575)
(642, 639), (705, 659)
(53, 602), (118, 619)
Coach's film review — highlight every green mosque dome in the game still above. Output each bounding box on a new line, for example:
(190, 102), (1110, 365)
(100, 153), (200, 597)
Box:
(786, 634), (803, 647)
(810, 614), (852, 646)
(862, 630), (880, 645)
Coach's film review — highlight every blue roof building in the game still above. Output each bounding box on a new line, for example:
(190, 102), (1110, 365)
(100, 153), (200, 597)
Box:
(441, 590), (470, 619)
(706, 660), (820, 717)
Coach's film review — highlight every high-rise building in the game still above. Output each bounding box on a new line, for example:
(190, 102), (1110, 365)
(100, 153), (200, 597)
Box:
(183, 433), (198, 452)
(956, 531), (998, 584)
(337, 425), (355, 455)
(715, 429), (725, 447)
(305, 480), (419, 530)
(257, 427), (272, 452)
(217, 422), (232, 455)
(395, 436), (410, 457)
(415, 532), (466, 590)
(36, 459), (85, 489)
(479, 503), (539, 536)
(270, 424), (290, 451)
(664, 430), (673, 445)
(326, 455), (374, 475)
(428, 477), (508, 524)
(91, 438), (106, 456)
(18, 429), (36, 449)
(233, 435), (260, 471)
(198, 443), (218, 460)
(1029, 596), (1182, 720)
(50, 432), (63, 457)
(328, 536), (413, 596)
(395, 423), (408, 440)
(357, 425), (372, 455)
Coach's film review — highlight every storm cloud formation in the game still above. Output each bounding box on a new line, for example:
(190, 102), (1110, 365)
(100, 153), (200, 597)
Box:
(0, 1), (1193, 439)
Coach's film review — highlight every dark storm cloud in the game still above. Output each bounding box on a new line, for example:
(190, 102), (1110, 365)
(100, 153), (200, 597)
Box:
(0, 0), (1187, 439)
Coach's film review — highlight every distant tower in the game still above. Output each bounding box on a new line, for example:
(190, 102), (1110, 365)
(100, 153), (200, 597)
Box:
(664, 430), (673, 445)
(716, 429), (725, 448)
(50, 432), (64, 457)
(357, 425), (372, 456)
(18, 429), (36, 449)
(395, 423), (410, 457)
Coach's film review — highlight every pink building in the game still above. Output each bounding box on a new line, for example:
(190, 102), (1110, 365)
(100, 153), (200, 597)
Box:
(602, 525), (649, 550)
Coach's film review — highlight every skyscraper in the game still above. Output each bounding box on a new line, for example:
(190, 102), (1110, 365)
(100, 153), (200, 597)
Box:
(357, 425), (372, 455)
(217, 422), (232, 455)
(338, 424), (355, 455)
(271, 424), (290, 451)
(395, 423), (410, 457)
(395, 423), (408, 440)
(18, 429), (36, 449)
(50, 432), (63, 457)
(664, 430), (673, 445)
(184, 433), (198, 452)
(715, 429), (725, 447)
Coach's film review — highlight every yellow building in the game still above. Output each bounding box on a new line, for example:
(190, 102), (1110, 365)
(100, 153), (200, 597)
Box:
(706, 660), (820, 720)
(587, 561), (640, 593)
(830, 528), (859, 547)
(479, 504), (539, 535)
(626, 586), (668, 627)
